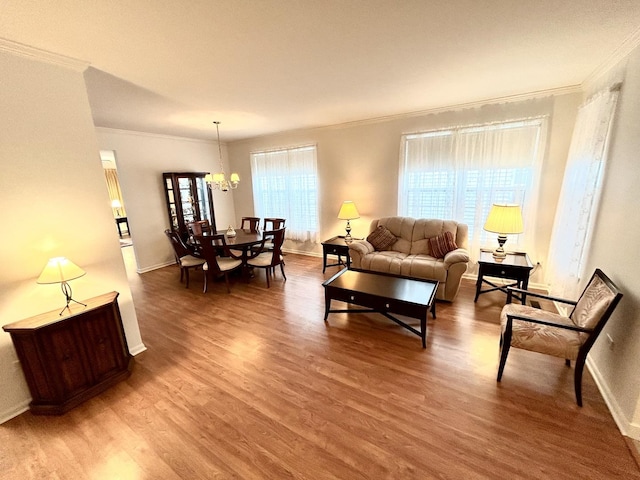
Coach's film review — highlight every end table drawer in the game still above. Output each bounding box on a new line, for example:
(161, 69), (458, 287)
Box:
(481, 263), (522, 280)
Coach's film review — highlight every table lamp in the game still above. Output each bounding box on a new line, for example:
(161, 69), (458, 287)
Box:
(338, 201), (360, 243)
(483, 203), (523, 259)
(37, 257), (87, 315)
(111, 199), (123, 217)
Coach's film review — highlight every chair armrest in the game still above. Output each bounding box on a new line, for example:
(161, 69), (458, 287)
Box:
(443, 248), (469, 267)
(348, 240), (374, 255)
(505, 313), (592, 334)
(506, 287), (578, 306)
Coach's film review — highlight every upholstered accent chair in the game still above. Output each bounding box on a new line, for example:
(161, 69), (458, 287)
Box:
(164, 229), (205, 288)
(497, 269), (623, 406)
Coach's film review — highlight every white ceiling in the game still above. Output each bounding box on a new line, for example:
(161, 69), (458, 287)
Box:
(2, 1), (640, 142)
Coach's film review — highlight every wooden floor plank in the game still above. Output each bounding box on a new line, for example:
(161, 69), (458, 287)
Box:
(1, 249), (638, 479)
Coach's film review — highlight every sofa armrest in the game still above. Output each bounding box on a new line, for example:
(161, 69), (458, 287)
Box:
(443, 248), (470, 268)
(348, 240), (374, 268)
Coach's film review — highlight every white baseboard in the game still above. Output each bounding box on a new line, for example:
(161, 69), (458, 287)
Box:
(587, 356), (639, 439)
(129, 342), (148, 356)
(136, 260), (175, 274)
(0, 399), (30, 424)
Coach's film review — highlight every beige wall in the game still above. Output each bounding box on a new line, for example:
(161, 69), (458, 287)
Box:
(95, 129), (237, 273)
(0, 50), (144, 422)
(227, 93), (581, 284)
(583, 43), (640, 438)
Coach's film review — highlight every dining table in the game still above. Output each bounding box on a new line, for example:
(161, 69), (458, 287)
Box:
(201, 229), (265, 268)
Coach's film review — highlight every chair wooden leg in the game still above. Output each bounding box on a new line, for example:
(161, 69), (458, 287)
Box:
(203, 271), (208, 293)
(266, 268), (271, 288)
(224, 273), (231, 293)
(280, 263), (286, 281)
(185, 268), (190, 288)
(565, 359), (571, 367)
(574, 356), (586, 407)
(497, 323), (512, 381)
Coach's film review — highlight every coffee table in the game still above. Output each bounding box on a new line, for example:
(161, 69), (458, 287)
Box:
(322, 268), (438, 348)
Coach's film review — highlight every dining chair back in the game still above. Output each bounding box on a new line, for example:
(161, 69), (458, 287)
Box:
(263, 218), (286, 230)
(195, 234), (243, 293)
(164, 229), (205, 288)
(241, 217), (260, 232)
(246, 228), (286, 287)
(188, 220), (210, 236)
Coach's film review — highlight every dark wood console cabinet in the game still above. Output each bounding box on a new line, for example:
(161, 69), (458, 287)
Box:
(3, 292), (133, 415)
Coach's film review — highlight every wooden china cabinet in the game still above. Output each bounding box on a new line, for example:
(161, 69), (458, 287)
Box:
(163, 172), (216, 241)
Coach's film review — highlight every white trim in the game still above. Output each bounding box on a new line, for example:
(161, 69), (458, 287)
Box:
(136, 260), (176, 274)
(586, 356), (638, 439)
(129, 342), (148, 356)
(0, 37), (89, 72)
(0, 399), (30, 425)
(95, 127), (218, 145)
(229, 85), (581, 145)
(583, 26), (640, 90)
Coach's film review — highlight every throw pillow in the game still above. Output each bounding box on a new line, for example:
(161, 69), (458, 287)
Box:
(367, 225), (397, 251)
(428, 231), (458, 259)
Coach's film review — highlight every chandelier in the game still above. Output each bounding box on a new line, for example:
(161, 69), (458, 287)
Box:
(205, 121), (239, 191)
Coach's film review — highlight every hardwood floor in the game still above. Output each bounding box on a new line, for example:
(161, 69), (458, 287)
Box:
(2, 250), (638, 479)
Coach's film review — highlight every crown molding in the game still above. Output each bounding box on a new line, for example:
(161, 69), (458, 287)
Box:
(95, 126), (219, 144)
(0, 37), (89, 72)
(231, 84), (582, 145)
(583, 26), (640, 89)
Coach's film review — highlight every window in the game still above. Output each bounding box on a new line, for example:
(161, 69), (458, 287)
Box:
(251, 145), (319, 242)
(399, 118), (546, 259)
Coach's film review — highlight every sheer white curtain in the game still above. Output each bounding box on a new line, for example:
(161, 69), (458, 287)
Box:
(399, 118), (547, 262)
(251, 145), (319, 242)
(546, 87), (620, 300)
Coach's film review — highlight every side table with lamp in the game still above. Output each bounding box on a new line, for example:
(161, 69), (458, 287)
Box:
(322, 201), (361, 272)
(475, 203), (533, 303)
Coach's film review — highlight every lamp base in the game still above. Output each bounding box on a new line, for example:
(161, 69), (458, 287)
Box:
(344, 220), (353, 243)
(492, 235), (508, 260)
(60, 281), (87, 316)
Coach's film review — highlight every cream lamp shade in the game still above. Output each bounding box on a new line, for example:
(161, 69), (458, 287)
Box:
(483, 204), (523, 259)
(338, 201), (360, 242)
(37, 257), (87, 315)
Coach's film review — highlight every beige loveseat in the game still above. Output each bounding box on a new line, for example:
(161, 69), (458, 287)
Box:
(348, 217), (470, 301)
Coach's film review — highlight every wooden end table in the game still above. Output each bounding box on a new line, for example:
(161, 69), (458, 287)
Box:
(323, 268), (438, 348)
(474, 249), (534, 304)
(322, 236), (354, 273)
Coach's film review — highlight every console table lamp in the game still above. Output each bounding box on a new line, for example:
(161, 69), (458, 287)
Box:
(338, 201), (360, 243)
(111, 199), (123, 217)
(483, 203), (523, 259)
(37, 257), (87, 315)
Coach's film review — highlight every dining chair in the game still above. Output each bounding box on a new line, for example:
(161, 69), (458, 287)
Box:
(246, 228), (286, 288)
(497, 269), (623, 406)
(263, 218), (286, 230)
(261, 218), (286, 251)
(195, 234), (243, 293)
(188, 220), (210, 236)
(164, 229), (205, 288)
(240, 217), (260, 232)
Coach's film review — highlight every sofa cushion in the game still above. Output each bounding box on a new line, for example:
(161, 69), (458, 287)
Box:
(428, 231), (458, 259)
(367, 225), (397, 251)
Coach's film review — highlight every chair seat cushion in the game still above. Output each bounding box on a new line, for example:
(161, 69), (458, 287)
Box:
(180, 255), (205, 267)
(247, 252), (283, 267)
(204, 257), (242, 272)
(501, 304), (583, 360)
